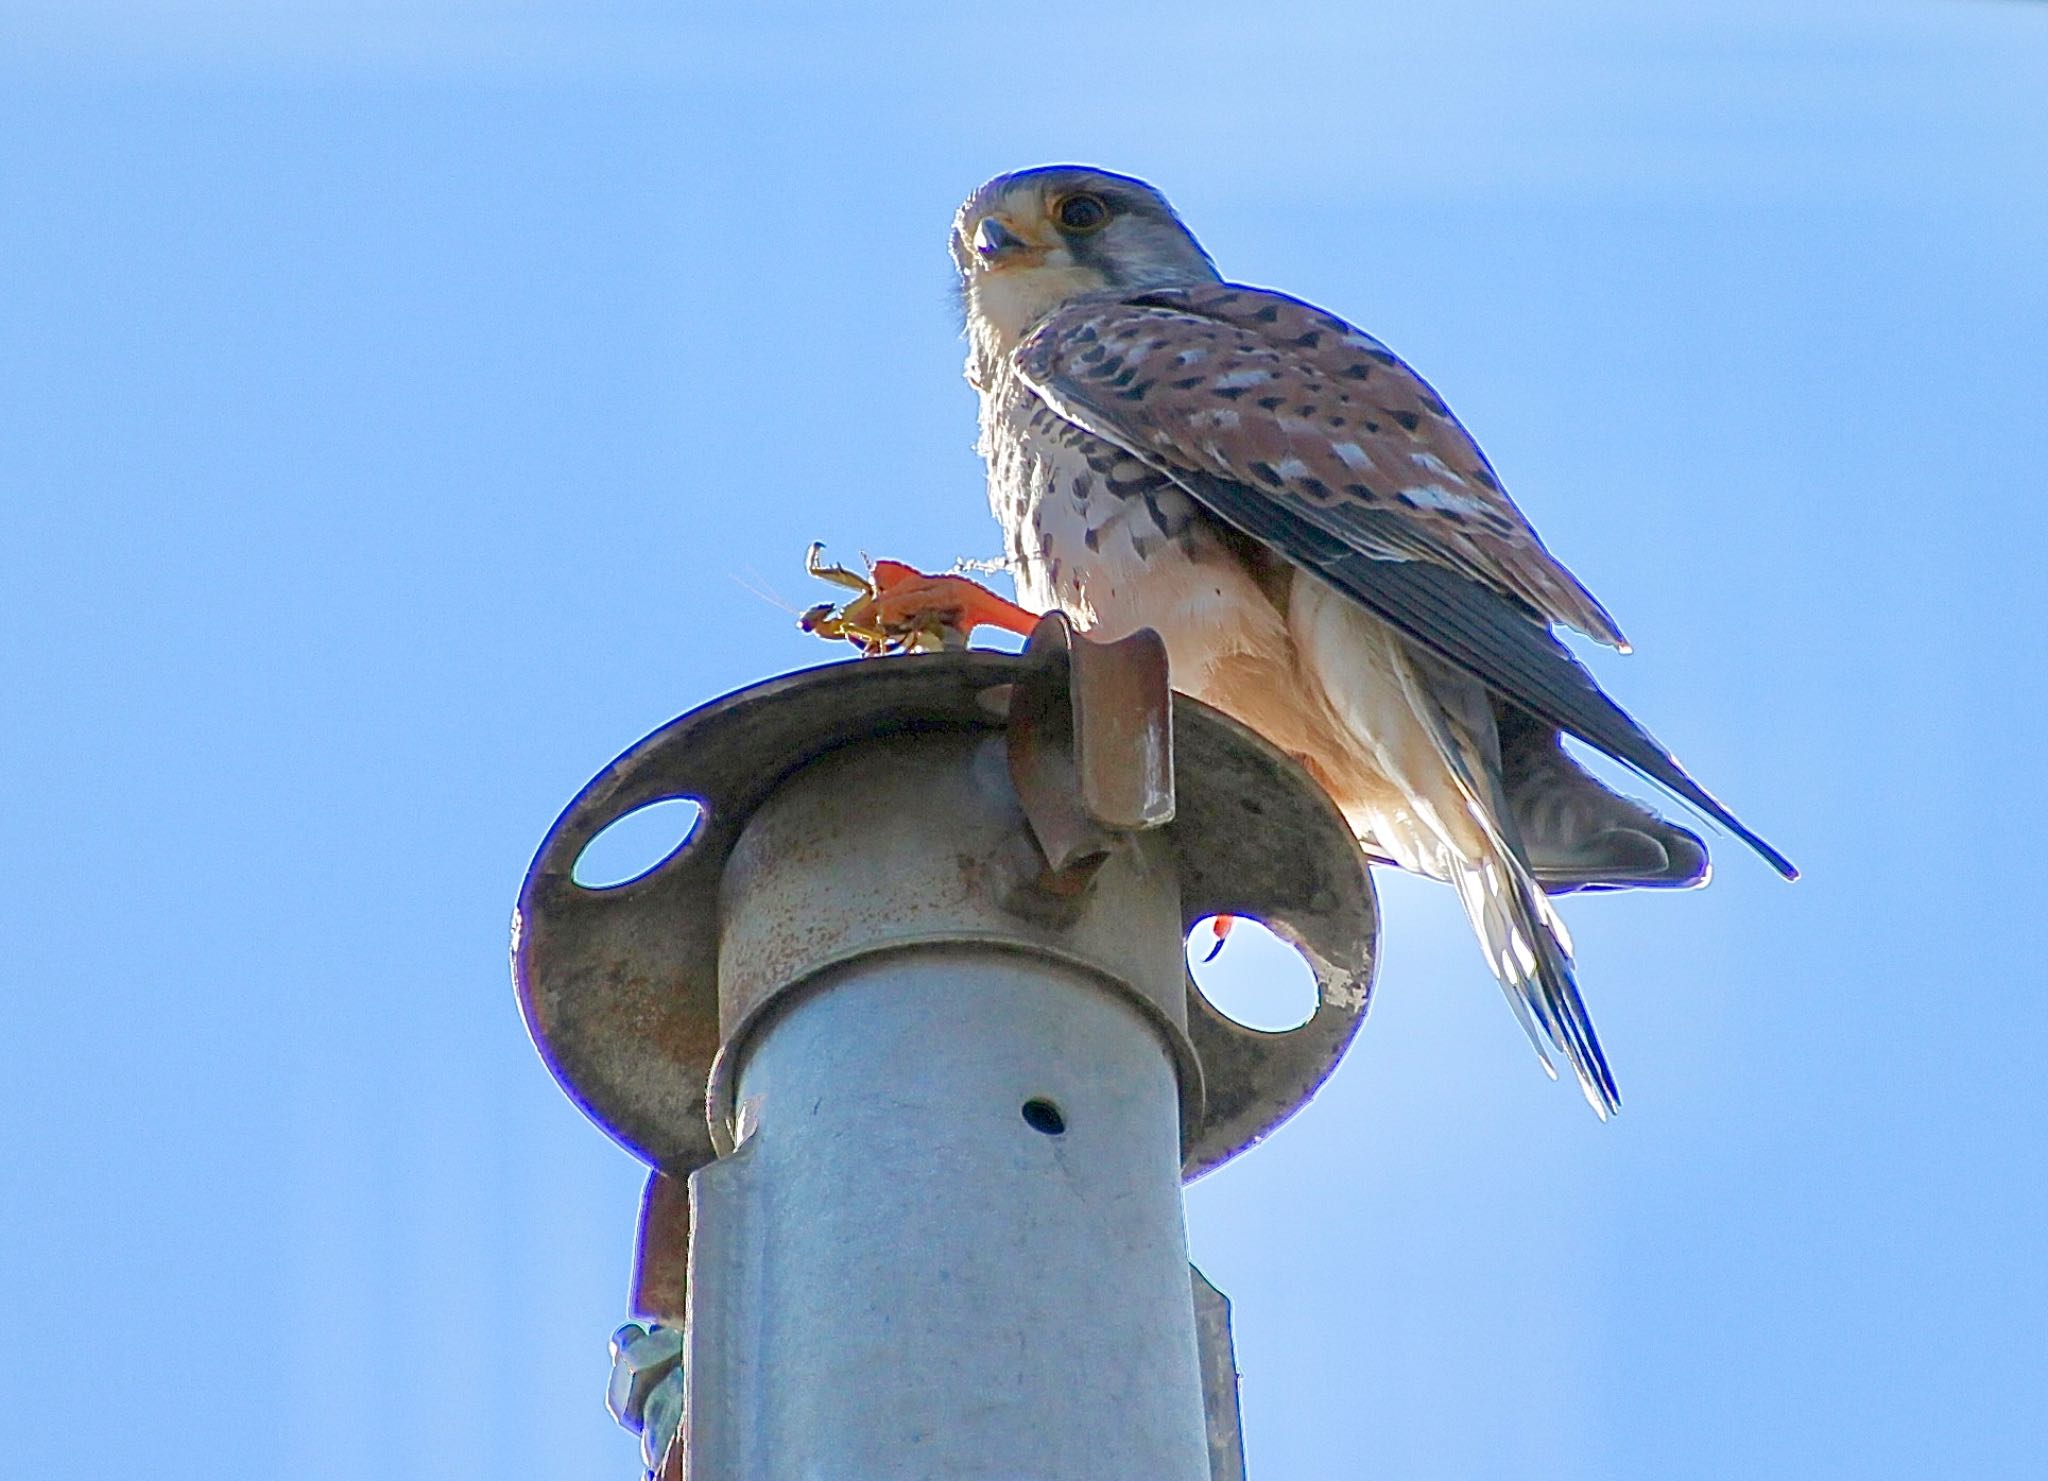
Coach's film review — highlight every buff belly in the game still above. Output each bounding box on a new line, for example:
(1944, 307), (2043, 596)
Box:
(1004, 449), (1462, 882)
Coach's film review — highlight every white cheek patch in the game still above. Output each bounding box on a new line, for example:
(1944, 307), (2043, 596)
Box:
(971, 260), (1094, 343)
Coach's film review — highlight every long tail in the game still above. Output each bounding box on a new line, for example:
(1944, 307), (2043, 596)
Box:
(1294, 588), (1624, 1114)
(1445, 847), (1620, 1117)
(1389, 650), (1623, 1117)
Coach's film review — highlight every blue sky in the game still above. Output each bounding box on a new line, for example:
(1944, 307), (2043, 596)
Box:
(3, 2), (2044, 1476)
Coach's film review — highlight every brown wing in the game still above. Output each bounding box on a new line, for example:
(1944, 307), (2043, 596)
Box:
(1020, 283), (1628, 648)
(1014, 285), (1797, 880)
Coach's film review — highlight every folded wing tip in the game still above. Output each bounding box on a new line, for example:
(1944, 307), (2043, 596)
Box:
(1723, 815), (1798, 882)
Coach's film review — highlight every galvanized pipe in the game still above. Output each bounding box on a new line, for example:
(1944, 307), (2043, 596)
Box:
(687, 951), (1210, 1479)
(514, 644), (1379, 1480)
(681, 730), (1211, 1480)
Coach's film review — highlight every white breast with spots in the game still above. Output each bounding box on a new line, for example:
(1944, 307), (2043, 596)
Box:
(975, 365), (1449, 873)
(979, 370), (1292, 694)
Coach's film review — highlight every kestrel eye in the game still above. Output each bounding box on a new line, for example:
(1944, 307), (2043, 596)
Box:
(1055, 193), (1110, 233)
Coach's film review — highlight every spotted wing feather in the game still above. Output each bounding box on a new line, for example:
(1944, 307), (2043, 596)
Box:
(1022, 285), (1627, 647)
(1015, 287), (1797, 880)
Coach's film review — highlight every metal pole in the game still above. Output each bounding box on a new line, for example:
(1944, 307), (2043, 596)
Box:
(684, 731), (1210, 1479)
(513, 631), (1378, 1481)
(698, 953), (1210, 1475)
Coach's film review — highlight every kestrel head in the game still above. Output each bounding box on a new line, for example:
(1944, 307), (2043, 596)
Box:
(952, 166), (1220, 352)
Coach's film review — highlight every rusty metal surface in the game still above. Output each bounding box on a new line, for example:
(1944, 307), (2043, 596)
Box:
(513, 648), (1376, 1186)
(1007, 668), (1115, 887)
(514, 655), (998, 1180)
(631, 1170), (691, 1327)
(1016, 612), (1175, 834)
(1168, 690), (1378, 1178)
(707, 728), (1203, 1160)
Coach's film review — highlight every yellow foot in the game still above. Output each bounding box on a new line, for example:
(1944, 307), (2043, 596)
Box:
(799, 544), (1040, 655)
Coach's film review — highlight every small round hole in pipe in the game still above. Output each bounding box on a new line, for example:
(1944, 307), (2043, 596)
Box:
(1021, 1098), (1066, 1135)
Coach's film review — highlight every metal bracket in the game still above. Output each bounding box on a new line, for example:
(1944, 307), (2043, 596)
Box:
(606, 1320), (687, 1478)
(630, 1170), (691, 1327)
(1007, 614), (1174, 892)
(514, 649), (1378, 1325)
(1003, 614), (1171, 864)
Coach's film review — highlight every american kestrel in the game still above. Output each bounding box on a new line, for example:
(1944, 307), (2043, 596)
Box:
(945, 165), (1796, 1116)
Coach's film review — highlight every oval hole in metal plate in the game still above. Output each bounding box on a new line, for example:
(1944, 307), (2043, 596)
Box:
(571, 797), (705, 889)
(1185, 915), (1319, 1032)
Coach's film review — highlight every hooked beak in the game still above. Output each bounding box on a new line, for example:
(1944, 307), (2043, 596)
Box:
(973, 215), (1033, 267)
